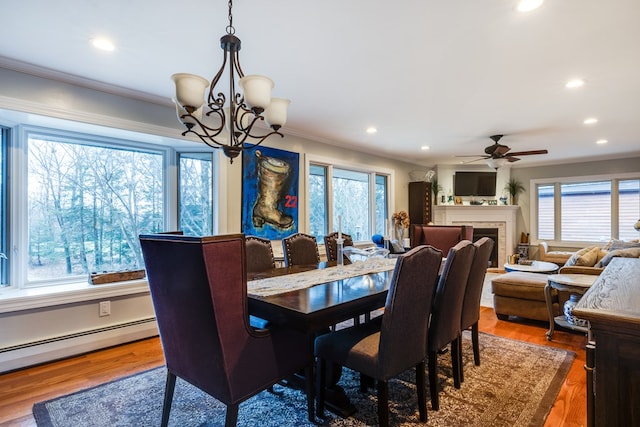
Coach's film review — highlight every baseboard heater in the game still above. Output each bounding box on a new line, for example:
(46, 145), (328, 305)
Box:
(0, 317), (159, 373)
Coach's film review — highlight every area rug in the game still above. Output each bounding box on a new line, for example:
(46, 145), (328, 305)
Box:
(33, 332), (573, 427)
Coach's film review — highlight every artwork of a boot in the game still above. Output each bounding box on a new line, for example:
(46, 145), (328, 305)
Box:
(252, 150), (294, 230)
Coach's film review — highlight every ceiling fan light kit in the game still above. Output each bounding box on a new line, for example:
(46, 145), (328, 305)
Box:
(487, 158), (508, 169)
(171, 0), (290, 163)
(458, 134), (549, 169)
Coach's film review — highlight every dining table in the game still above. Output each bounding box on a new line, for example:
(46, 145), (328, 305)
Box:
(247, 257), (398, 418)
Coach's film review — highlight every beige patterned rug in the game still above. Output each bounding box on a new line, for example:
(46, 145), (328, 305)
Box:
(34, 332), (573, 426)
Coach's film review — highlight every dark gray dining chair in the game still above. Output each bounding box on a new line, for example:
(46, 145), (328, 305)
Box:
(323, 232), (354, 263)
(245, 235), (276, 273)
(315, 245), (443, 426)
(139, 233), (314, 426)
(427, 240), (475, 411)
(282, 232), (320, 266)
(459, 237), (494, 381)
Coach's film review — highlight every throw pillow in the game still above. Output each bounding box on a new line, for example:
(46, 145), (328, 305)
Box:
(609, 239), (640, 251)
(597, 247), (640, 267)
(564, 246), (600, 267)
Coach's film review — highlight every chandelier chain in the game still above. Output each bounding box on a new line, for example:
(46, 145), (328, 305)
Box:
(226, 0), (235, 35)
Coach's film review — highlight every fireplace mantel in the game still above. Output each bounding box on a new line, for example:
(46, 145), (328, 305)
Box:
(433, 205), (519, 263)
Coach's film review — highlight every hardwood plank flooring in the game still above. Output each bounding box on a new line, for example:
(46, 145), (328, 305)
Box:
(0, 307), (587, 426)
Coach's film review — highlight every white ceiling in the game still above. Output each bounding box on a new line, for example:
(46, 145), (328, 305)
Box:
(1, 0), (640, 168)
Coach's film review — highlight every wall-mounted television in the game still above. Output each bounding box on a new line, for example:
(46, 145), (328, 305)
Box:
(454, 172), (497, 196)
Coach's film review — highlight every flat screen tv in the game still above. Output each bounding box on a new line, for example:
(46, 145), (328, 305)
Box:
(454, 172), (497, 196)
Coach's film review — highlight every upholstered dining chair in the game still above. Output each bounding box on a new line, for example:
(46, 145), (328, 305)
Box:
(139, 233), (314, 427)
(323, 231), (354, 263)
(459, 237), (494, 382)
(315, 245), (443, 426)
(282, 232), (320, 267)
(245, 235), (276, 273)
(427, 240), (475, 411)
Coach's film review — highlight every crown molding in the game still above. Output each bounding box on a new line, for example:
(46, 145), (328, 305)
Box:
(0, 55), (172, 107)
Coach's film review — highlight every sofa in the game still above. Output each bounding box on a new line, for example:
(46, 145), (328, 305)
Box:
(410, 224), (473, 255)
(538, 241), (575, 266)
(493, 239), (640, 322)
(492, 272), (559, 322)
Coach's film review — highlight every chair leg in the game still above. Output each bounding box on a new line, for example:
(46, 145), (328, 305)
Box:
(316, 358), (326, 417)
(416, 361), (428, 422)
(472, 322), (480, 366)
(428, 350), (439, 410)
(360, 373), (374, 392)
(458, 333), (465, 383)
(377, 380), (389, 427)
(452, 336), (462, 389)
(225, 404), (239, 427)
(161, 370), (177, 427)
(304, 364), (315, 422)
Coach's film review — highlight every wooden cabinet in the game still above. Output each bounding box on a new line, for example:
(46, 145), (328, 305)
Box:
(408, 181), (432, 225)
(573, 258), (640, 427)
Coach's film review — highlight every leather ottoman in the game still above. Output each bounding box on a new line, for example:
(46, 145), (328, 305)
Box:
(491, 272), (560, 322)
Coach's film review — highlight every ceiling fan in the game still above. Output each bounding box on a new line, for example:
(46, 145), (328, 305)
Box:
(459, 135), (549, 169)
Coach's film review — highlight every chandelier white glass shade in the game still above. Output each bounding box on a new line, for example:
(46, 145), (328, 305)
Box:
(487, 158), (508, 169)
(171, 1), (290, 163)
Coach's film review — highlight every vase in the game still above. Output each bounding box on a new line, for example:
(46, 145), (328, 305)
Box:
(563, 294), (587, 327)
(394, 225), (405, 243)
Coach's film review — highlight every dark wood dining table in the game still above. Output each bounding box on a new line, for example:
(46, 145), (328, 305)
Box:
(247, 262), (393, 332)
(247, 261), (395, 418)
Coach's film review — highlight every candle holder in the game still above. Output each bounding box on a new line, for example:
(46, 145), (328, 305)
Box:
(336, 237), (344, 267)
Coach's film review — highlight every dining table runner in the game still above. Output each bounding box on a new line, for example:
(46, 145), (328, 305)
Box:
(248, 257), (398, 298)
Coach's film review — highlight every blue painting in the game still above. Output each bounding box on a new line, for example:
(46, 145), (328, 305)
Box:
(242, 146), (299, 240)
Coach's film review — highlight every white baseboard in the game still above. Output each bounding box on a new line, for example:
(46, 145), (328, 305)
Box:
(0, 318), (159, 373)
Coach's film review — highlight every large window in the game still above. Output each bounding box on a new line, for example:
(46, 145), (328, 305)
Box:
(534, 174), (640, 244)
(0, 127), (7, 286)
(179, 152), (214, 236)
(27, 131), (164, 283)
(1, 119), (217, 290)
(308, 165), (328, 238)
(307, 158), (391, 243)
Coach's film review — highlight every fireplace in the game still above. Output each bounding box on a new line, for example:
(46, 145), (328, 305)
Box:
(473, 228), (499, 267)
(433, 205), (519, 268)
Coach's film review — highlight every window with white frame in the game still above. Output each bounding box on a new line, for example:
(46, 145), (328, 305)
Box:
(0, 127), (7, 286)
(307, 158), (391, 243)
(534, 174), (640, 244)
(26, 130), (165, 283)
(179, 152), (214, 236)
(4, 121), (217, 289)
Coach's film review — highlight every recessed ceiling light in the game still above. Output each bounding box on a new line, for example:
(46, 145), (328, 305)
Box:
(366, 127), (377, 134)
(91, 37), (115, 52)
(517, 0), (544, 12)
(565, 79), (585, 89)
(596, 139), (608, 145)
(583, 117), (598, 125)
(420, 145), (430, 151)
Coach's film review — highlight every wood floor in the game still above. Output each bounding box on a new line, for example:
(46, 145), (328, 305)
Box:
(0, 307), (587, 426)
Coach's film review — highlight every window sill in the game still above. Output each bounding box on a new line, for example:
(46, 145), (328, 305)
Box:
(0, 279), (150, 314)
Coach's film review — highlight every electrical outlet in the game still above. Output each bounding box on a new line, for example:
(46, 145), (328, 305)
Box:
(99, 300), (111, 317)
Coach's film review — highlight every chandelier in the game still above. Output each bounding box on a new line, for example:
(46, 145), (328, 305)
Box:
(171, 0), (290, 163)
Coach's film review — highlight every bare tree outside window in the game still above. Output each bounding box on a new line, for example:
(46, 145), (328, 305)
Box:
(28, 136), (163, 281)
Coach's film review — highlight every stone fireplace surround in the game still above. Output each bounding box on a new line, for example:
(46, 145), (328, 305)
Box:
(433, 205), (519, 266)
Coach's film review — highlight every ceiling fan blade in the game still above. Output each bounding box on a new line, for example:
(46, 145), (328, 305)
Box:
(507, 156), (520, 162)
(462, 157), (489, 164)
(492, 145), (511, 156)
(507, 149), (548, 156)
(455, 154), (489, 158)
(485, 143), (511, 156)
